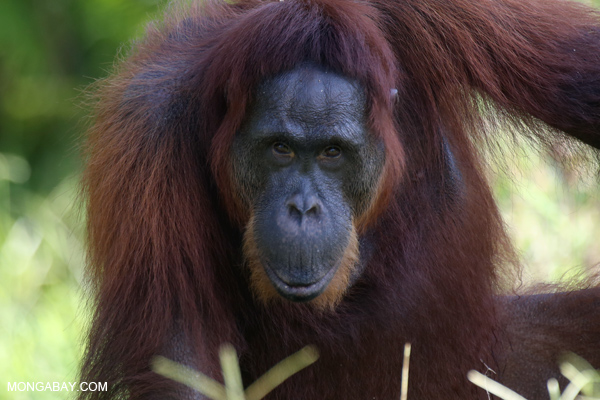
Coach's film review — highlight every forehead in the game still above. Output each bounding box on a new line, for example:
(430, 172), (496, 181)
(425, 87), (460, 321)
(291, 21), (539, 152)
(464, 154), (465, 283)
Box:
(245, 66), (367, 138)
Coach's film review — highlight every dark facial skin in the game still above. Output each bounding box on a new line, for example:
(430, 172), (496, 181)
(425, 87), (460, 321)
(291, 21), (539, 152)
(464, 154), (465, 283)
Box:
(231, 65), (385, 302)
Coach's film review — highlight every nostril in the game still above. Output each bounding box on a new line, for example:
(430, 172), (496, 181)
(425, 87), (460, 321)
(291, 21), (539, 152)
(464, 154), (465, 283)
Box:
(305, 196), (321, 216)
(286, 194), (304, 219)
(286, 194), (321, 217)
(287, 202), (303, 218)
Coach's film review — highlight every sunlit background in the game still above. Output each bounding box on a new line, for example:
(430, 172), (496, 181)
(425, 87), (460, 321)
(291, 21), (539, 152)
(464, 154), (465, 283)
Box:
(1, 1), (599, 399)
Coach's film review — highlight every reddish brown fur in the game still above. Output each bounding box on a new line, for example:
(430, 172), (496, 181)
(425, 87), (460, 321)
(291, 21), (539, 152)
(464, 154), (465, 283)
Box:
(80, 0), (600, 399)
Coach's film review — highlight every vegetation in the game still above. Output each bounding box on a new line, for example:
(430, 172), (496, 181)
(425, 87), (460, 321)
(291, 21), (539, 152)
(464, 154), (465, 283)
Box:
(1, 1), (163, 398)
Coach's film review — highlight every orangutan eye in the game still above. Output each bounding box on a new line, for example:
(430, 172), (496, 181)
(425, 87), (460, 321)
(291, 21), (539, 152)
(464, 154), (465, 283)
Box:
(272, 142), (293, 156)
(322, 146), (342, 158)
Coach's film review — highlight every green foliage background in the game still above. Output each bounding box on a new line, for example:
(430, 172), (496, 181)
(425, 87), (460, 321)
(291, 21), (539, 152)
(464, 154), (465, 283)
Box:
(0, 1), (599, 399)
(0, 1), (164, 398)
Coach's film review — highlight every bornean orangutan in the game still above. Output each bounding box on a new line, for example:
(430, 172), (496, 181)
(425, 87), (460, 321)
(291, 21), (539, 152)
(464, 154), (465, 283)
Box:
(80, 0), (600, 399)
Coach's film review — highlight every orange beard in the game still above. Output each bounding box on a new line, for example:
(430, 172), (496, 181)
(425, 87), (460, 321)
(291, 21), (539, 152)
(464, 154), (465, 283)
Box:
(243, 215), (360, 312)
